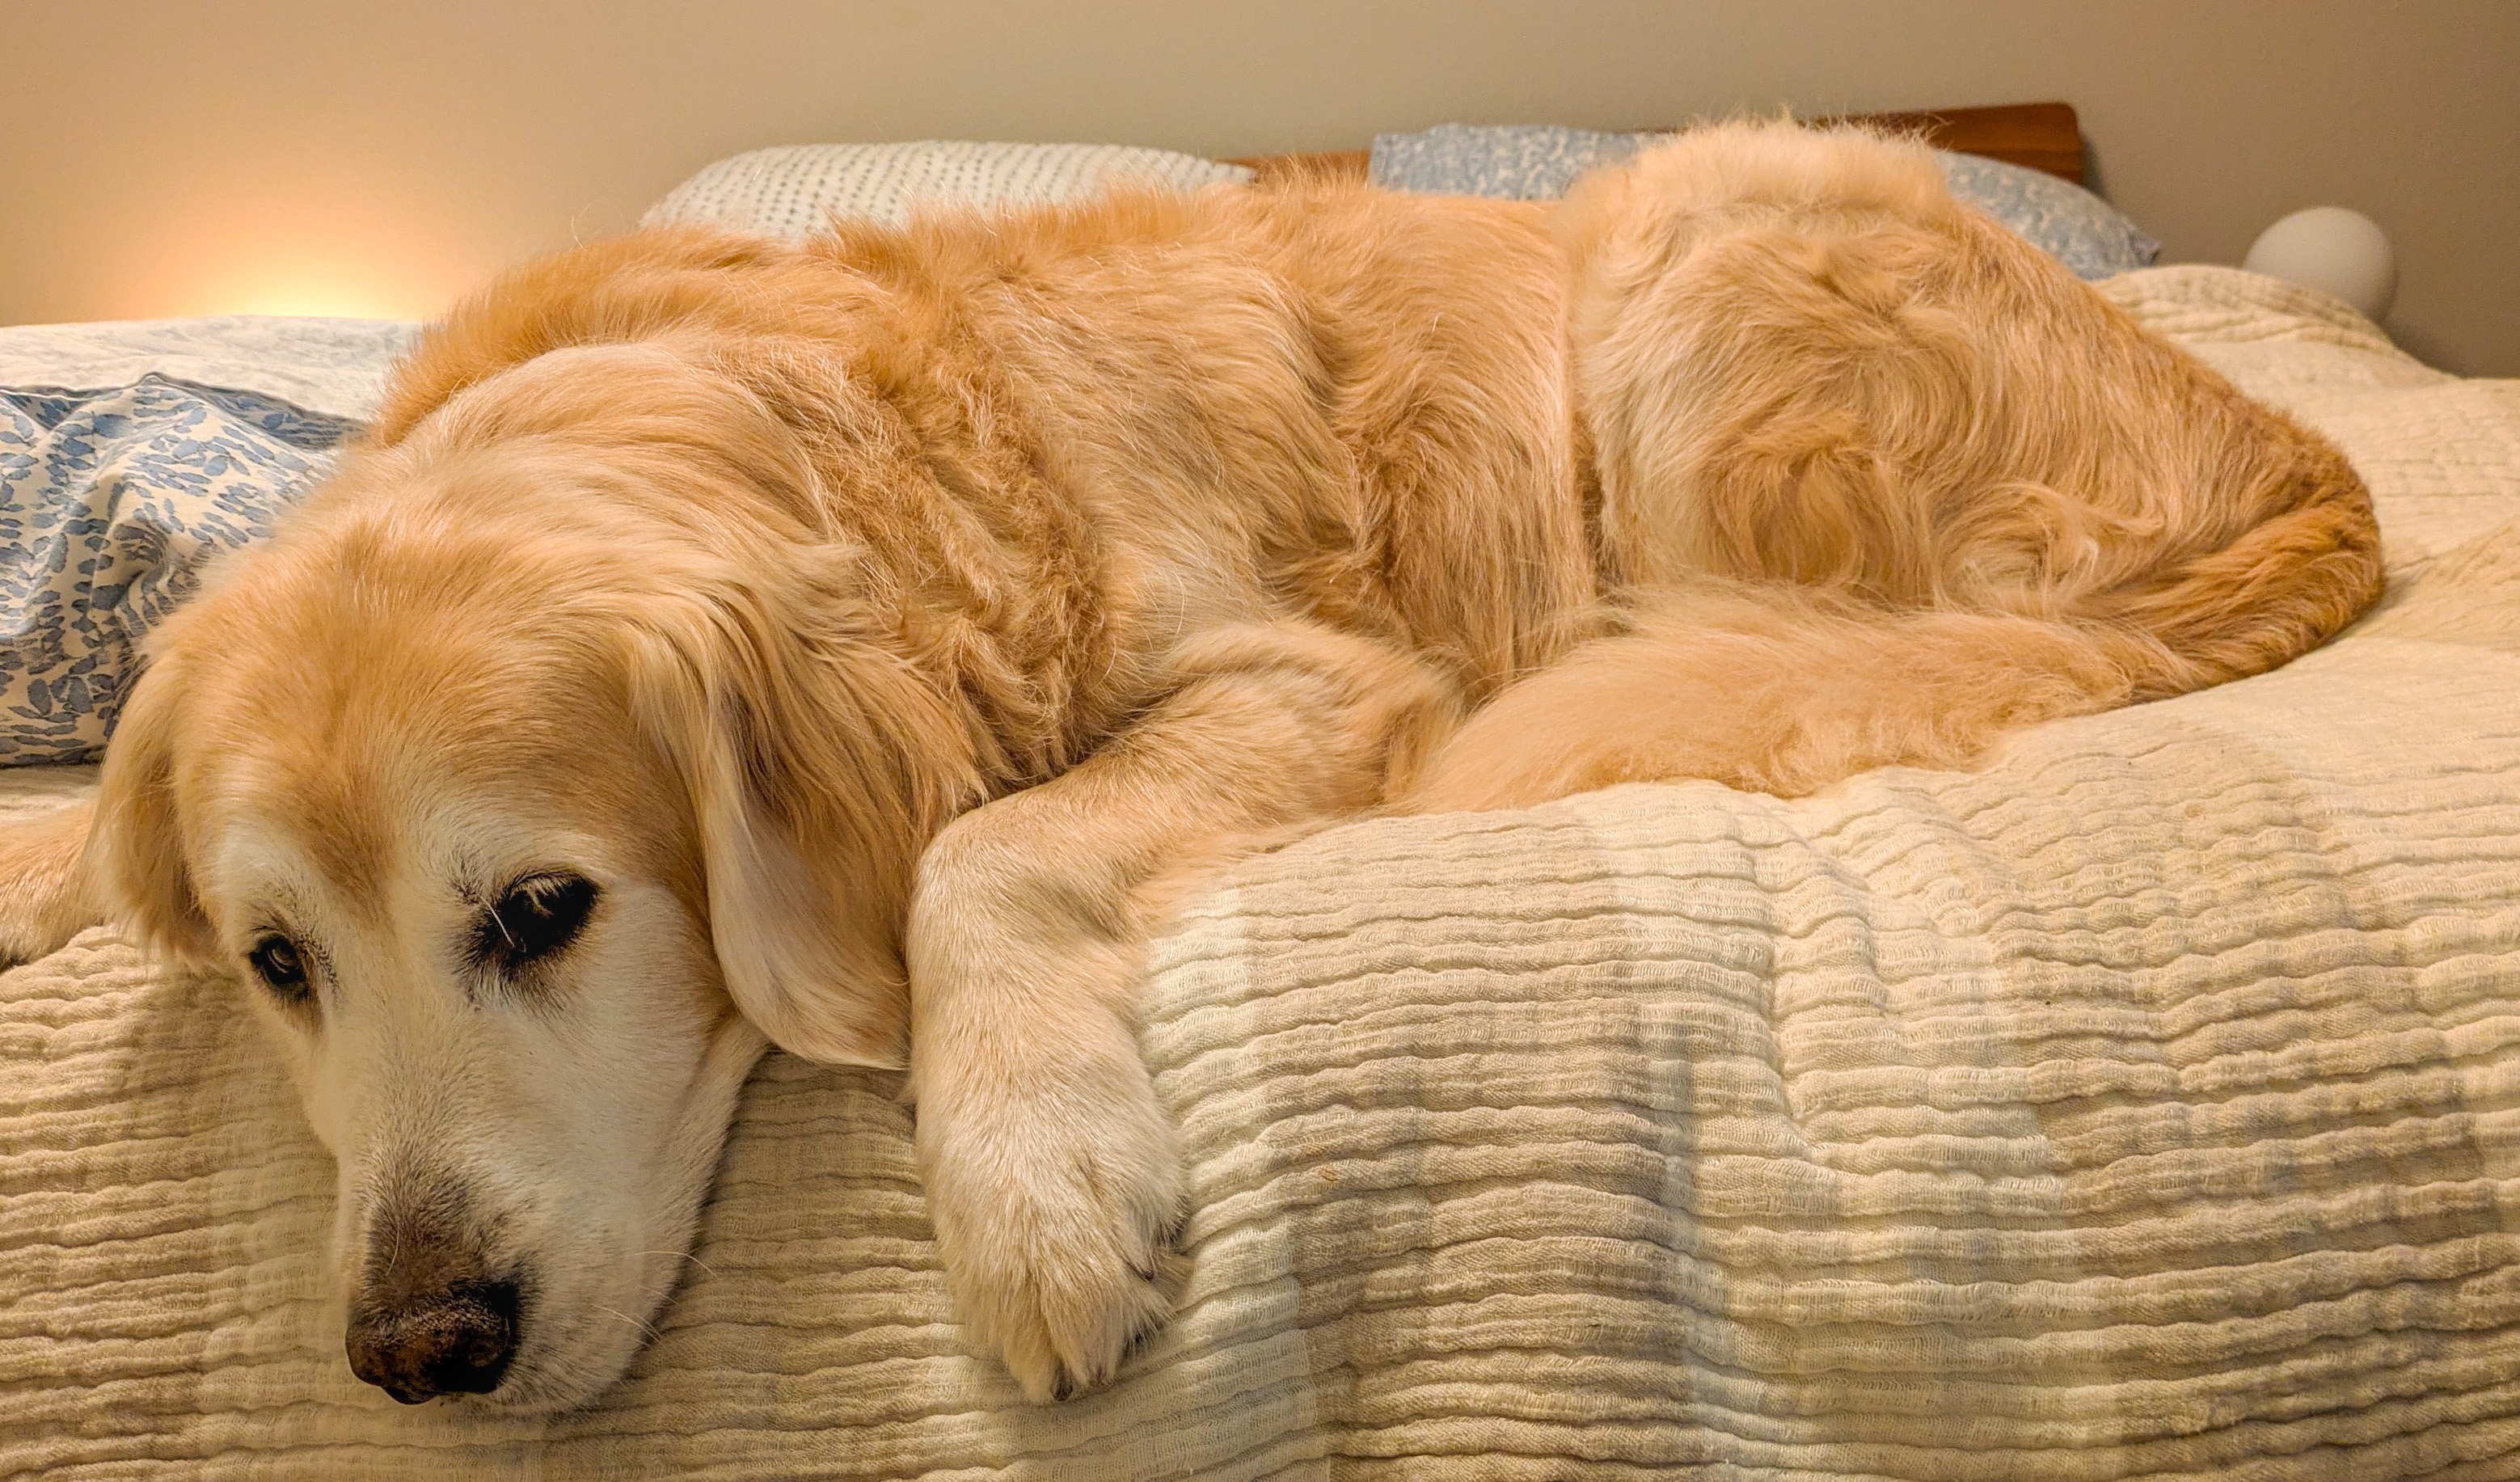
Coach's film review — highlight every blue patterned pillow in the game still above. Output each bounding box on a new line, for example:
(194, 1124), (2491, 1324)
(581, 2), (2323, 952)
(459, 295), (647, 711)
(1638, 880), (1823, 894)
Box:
(1935, 151), (2160, 281)
(1369, 124), (2160, 280)
(1371, 123), (1645, 204)
(0, 377), (357, 762)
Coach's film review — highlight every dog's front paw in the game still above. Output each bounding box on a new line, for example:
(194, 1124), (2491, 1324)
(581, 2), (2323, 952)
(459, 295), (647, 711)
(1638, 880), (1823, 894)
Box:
(0, 798), (99, 969)
(917, 1065), (1188, 1401)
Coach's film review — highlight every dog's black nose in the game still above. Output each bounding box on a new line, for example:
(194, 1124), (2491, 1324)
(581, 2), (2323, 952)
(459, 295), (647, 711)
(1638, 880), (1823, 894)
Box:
(346, 1278), (521, 1403)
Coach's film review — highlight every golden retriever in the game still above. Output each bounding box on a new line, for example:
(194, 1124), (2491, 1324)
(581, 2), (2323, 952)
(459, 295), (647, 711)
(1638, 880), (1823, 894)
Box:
(0, 122), (2379, 1408)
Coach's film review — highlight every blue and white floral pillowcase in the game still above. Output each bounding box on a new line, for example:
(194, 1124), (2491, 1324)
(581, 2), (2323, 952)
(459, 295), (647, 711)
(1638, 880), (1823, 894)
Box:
(0, 379), (358, 763)
(1369, 123), (2160, 281)
(1935, 150), (2161, 280)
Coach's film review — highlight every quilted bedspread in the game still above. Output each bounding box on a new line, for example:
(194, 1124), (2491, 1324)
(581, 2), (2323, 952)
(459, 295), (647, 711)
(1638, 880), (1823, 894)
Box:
(6, 267), (2520, 1480)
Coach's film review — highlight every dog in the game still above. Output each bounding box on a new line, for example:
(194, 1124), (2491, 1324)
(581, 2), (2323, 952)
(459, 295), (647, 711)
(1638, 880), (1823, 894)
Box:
(0, 121), (2380, 1409)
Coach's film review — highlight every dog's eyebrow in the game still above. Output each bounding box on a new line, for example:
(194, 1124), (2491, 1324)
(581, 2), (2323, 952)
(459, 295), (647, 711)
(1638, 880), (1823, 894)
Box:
(235, 877), (326, 960)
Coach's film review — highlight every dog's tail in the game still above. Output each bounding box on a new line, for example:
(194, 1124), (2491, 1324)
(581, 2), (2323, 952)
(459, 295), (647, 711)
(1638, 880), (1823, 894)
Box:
(2077, 435), (2383, 700)
(1404, 467), (2381, 810)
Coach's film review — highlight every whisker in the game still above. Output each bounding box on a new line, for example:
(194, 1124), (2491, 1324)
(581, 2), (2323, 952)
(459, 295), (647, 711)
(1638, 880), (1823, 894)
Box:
(637, 1248), (723, 1281)
(593, 1303), (662, 1343)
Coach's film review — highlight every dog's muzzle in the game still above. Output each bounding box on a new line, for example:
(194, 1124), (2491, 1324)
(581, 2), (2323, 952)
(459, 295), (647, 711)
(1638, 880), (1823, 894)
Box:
(346, 1275), (523, 1403)
(346, 1178), (527, 1403)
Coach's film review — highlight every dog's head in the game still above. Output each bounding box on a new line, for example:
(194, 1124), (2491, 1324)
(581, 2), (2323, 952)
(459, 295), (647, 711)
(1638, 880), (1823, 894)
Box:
(85, 342), (976, 1409)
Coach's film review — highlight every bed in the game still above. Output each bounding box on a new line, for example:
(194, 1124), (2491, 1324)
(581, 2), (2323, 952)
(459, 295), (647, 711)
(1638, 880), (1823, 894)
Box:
(7, 109), (2520, 1480)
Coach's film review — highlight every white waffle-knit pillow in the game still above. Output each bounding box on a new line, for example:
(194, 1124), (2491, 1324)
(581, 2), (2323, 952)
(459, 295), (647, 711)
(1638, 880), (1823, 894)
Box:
(644, 141), (1254, 239)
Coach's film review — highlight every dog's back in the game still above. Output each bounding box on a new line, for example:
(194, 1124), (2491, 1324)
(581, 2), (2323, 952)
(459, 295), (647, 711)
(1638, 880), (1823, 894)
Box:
(1411, 120), (2382, 807)
(366, 185), (1606, 727)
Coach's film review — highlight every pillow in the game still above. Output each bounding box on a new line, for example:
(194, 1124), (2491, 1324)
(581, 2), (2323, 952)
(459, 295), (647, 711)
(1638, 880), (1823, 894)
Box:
(1370, 122), (1645, 204)
(0, 378), (357, 762)
(0, 315), (416, 424)
(1935, 150), (2163, 281)
(644, 141), (1256, 239)
(1370, 123), (2161, 280)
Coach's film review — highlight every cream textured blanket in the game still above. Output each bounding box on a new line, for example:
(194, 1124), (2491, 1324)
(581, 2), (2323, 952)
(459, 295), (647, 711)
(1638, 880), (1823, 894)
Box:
(7, 268), (2520, 1480)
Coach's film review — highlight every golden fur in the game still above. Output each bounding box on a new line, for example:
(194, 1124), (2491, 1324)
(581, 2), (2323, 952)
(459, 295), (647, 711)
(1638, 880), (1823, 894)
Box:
(0, 122), (2379, 1408)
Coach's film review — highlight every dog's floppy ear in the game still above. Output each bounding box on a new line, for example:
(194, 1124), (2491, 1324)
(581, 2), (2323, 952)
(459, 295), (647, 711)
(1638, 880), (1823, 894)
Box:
(620, 553), (977, 1070)
(87, 646), (221, 966)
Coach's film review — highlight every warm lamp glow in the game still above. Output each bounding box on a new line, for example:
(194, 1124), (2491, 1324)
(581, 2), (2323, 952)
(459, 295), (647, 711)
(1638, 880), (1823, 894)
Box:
(104, 195), (491, 324)
(179, 253), (444, 322)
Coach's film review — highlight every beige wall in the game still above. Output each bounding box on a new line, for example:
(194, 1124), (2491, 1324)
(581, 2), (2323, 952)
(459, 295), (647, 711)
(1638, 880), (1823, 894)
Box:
(6, 0), (2514, 374)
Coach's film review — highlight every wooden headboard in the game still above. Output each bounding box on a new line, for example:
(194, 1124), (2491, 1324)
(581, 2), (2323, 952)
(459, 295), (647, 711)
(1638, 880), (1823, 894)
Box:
(1229, 100), (2083, 186)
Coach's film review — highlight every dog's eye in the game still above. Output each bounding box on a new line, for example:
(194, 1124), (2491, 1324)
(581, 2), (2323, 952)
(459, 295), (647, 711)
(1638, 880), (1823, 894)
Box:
(477, 873), (599, 971)
(247, 935), (311, 1003)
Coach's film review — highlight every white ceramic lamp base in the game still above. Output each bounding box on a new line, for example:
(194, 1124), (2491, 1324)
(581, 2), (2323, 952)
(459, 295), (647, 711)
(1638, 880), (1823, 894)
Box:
(2244, 207), (2397, 323)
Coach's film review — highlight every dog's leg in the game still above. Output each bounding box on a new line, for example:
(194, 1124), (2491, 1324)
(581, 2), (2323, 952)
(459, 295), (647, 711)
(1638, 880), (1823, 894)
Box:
(0, 798), (99, 969)
(1406, 589), (2150, 808)
(905, 622), (1457, 1400)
